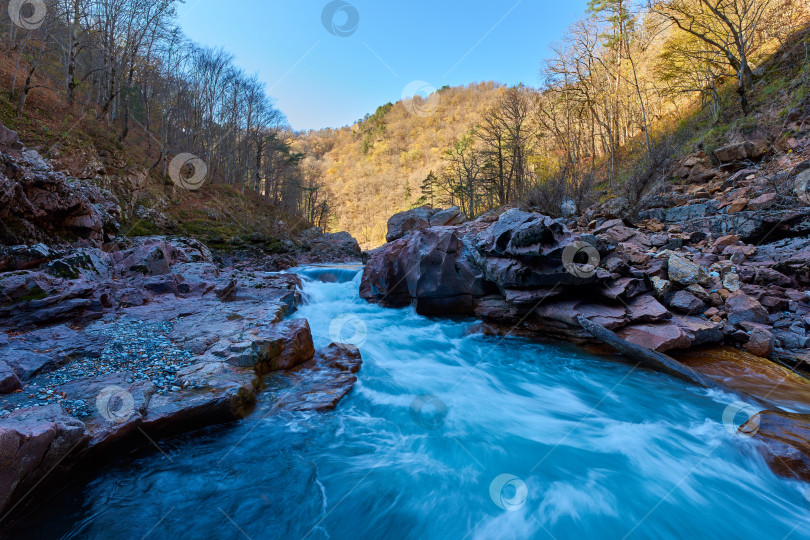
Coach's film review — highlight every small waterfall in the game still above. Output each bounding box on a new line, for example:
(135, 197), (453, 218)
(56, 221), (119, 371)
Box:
(291, 264), (364, 284)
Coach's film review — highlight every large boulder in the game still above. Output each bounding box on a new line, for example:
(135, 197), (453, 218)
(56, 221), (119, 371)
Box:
(113, 239), (176, 277)
(207, 318), (316, 373)
(359, 237), (415, 308)
(362, 226), (486, 315)
(474, 210), (603, 294)
(364, 210), (607, 317)
(385, 206), (466, 242)
(726, 290), (770, 325)
(299, 228), (362, 260)
(713, 140), (768, 163)
(476, 209), (574, 259)
(0, 405), (88, 515)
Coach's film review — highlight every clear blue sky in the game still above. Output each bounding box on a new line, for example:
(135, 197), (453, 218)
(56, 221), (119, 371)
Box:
(178, 0), (589, 131)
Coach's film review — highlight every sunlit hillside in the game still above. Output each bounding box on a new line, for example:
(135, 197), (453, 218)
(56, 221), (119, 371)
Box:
(295, 82), (501, 247)
(299, 1), (810, 249)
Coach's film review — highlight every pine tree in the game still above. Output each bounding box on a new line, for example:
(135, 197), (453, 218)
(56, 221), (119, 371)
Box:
(420, 172), (437, 207)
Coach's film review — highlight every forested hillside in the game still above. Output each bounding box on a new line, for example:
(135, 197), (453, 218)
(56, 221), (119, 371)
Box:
(1, 0), (808, 250)
(300, 0), (810, 248)
(0, 0), (321, 238)
(295, 82), (501, 246)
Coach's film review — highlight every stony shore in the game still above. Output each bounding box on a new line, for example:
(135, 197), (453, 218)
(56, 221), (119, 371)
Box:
(361, 189), (810, 482)
(0, 122), (366, 521)
(0, 235), (364, 519)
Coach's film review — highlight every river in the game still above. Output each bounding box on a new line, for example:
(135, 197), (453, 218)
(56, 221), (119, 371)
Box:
(7, 266), (810, 539)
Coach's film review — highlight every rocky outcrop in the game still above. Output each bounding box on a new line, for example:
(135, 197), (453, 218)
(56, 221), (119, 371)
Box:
(57, 372), (155, 448)
(362, 225), (487, 315)
(364, 209), (611, 317)
(713, 139), (769, 163)
(272, 343), (363, 412)
(204, 318), (315, 373)
(473, 210), (601, 294)
(363, 201), (810, 367)
(298, 228), (362, 262)
(0, 232), (365, 518)
(0, 237), (220, 331)
(0, 405), (88, 516)
(362, 209), (725, 353)
(0, 124), (120, 247)
(142, 361), (258, 435)
(385, 206), (466, 243)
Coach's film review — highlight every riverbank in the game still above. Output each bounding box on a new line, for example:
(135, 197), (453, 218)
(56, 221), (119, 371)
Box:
(5, 267), (810, 539)
(0, 242), (365, 521)
(0, 120), (368, 521)
(362, 203), (810, 482)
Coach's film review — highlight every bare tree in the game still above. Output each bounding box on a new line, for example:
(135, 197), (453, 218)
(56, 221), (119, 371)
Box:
(651, 0), (772, 114)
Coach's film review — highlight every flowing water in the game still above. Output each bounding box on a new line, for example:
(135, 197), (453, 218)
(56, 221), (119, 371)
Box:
(7, 266), (810, 539)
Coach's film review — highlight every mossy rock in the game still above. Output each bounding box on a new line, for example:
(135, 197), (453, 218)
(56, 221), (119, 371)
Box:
(45, 260), (81, 279)
(264, 240), (290, 254)
(18, 285), (48, 302)
(124, 221), (163, 237)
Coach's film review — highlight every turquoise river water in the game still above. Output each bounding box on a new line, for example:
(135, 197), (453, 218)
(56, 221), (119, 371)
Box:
(6, 266), (810, 539)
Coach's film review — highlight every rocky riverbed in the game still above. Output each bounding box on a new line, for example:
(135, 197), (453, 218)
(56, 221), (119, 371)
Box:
(0, 237), (364, 519)
(362, 193), (810, 483)
(3, 115), (810, 527)
(0, 121), (367, 521)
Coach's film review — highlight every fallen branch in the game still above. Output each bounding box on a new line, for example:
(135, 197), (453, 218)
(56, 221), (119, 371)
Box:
(577, 315), (721, 389)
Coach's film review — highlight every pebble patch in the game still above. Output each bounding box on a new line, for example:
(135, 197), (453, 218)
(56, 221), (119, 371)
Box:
(0, 317), (196, 417)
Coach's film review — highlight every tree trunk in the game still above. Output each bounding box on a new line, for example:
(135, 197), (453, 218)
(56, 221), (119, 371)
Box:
(67, 0), (81, 106)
